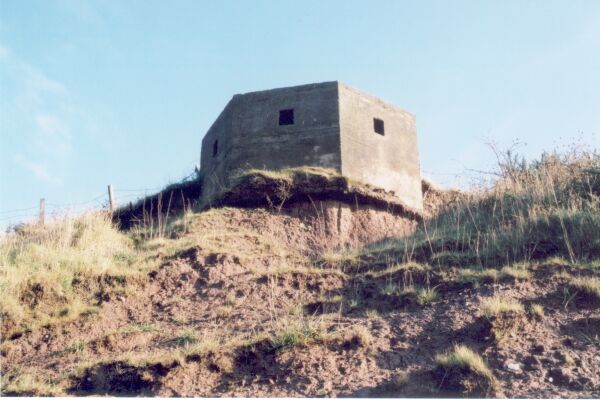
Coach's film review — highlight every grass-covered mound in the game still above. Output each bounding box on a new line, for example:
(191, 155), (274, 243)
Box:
(0, 214), (151, 338)
(2, 147), (599, 398)
(204, 166), (422, 220)
(113, 167), (423, 231)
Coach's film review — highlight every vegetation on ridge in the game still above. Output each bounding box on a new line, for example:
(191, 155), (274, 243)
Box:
(1, 146), (599, 398)
(0, 214), (150, 337)
(205, 166), (422, 218)
(359, 147), (600, 267)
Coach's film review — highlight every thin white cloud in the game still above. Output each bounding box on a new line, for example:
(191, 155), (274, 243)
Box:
(1, 43), (72, 184)
(14, 155), (63, 185)
(16, 64), (67, 109)
(35, 113), (68, 135)
(23, 64), (66, 94)
(34, 113), (73, 158)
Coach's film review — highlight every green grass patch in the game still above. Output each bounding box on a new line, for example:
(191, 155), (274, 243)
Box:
(381, 150), (600, 267)
(270, 318), (325, 349)
(0, 213), (148, 337)
(458, 264), (531, 287)
(1, 372), (62, 396)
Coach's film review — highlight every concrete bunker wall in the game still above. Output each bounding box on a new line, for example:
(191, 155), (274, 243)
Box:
(200, 81), (423, 211)
(338, 83), (423, 211)
(201, 82), (342, 200)
(200, 103), (236, 198)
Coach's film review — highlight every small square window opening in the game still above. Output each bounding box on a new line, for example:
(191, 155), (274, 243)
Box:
(279, 109), (294, 126)
(212, 139), (218, 157)
(374, 118), (385, 135)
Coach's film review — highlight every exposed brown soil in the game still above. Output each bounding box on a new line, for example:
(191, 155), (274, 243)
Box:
(113, 167), (427, 232)
(2, 204), (599, 398)
(421, 178), (464, 218)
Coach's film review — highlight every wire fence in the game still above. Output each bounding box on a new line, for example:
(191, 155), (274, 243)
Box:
(0, 168), (483, 227)
(0, 185), (170, 226)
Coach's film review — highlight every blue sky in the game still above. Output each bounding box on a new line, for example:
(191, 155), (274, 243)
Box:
(1, 0), (599, 226)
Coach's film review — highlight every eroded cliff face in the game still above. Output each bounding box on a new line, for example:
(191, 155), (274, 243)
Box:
(282, 200), (417, 253)
(3, 204), (599, 398)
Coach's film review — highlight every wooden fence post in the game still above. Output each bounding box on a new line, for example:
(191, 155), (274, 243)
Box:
(108, 185), (115, 213)
(38, 198), (45, 226)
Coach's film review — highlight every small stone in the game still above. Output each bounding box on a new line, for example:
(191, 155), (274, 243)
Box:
(506, 362), (522, 373)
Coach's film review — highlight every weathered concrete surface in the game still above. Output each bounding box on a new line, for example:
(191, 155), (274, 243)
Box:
(200, 81), (423, 211)
(338, 83), (423, 210)
(201, 82), (341, 199)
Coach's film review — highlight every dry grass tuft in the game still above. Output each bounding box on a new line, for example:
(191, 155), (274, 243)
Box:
(394, 285), (439, 306)
(345, 325), (373, 347)
(320, 249), (361, 271)
(435, 345), (498, 396)
(182, 331), (225, 362)
(323, 325), (373, 349)
(500, 264), (531, 280)
(270, 317), (326, 349)
(480, 297), (524, 319)
(367, 148), (600, 267)
(1, 372), (62, 396)
(458, 268), (499, 286)
(568, 276), (600, 301)
(435, 345), (495, 382)
(530, 304), (545, 319)
(563, 352), (576, 367)
(416, 287), (439, 305)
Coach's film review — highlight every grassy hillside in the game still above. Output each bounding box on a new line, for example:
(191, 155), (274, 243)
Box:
(362, 148), (599, 267)
(1, 149), (598, 397)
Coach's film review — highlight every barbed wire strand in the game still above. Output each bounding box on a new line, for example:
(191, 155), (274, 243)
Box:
(116, 187), (163, 193)
(0, 213), (39, 222)
(45, 193), (105, 208)
(0, 206), (38, 216)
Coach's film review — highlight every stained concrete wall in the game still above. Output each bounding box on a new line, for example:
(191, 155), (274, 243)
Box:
(200, 102), (236, 197)
(338, 83), (423, 210)
(200, 81), (423, 211)
(201, 82), (341, 199)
